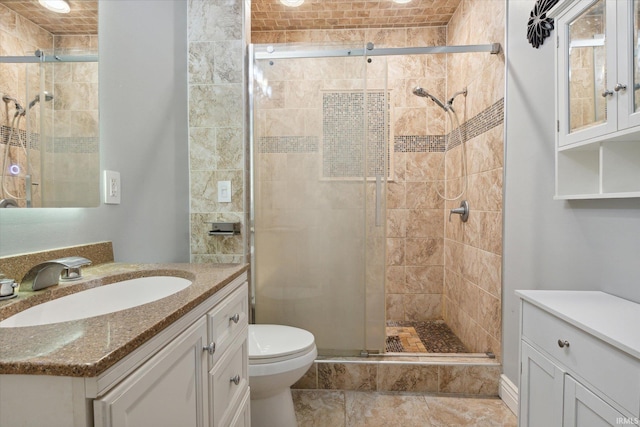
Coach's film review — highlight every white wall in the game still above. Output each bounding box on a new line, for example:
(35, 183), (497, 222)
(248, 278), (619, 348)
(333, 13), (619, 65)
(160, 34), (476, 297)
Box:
(0, 1), (190, 263)
(503, 0), (640, 386)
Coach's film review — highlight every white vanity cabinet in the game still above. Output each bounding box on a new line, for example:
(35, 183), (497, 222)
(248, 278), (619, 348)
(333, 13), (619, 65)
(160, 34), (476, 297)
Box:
(93, 318), (209, 427)
(551, 0), (640, 198)
(517, 291), (640, 427)
(94, 275), (250, 427)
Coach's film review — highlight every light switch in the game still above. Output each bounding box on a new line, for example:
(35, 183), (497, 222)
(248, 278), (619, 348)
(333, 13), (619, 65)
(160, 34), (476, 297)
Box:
(218, 180), (231, 203)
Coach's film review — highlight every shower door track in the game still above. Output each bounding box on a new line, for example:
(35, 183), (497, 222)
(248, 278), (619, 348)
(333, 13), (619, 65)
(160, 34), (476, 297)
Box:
(253, 42), (501, 60)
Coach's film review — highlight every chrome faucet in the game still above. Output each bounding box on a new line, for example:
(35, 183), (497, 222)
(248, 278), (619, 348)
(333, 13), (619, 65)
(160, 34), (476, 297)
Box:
(20, 256), (92, 291)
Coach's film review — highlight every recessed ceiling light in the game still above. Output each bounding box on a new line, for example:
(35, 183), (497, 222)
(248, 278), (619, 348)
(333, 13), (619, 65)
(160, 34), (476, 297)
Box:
(392, 0), (412, 4)
(279, 0), (304, 7)
(38, 0), (71, 14)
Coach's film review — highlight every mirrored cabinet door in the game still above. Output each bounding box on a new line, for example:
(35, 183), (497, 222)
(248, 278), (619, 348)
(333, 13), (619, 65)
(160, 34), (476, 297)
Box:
(618, 0), (640, 129)
(568, 0), (607, 134)
(557, 0), (617, 147)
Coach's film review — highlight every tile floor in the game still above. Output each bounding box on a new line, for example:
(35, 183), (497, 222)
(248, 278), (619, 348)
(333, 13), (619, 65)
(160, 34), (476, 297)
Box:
(293, 389), (517, 427)
(385, 320), (469, 353)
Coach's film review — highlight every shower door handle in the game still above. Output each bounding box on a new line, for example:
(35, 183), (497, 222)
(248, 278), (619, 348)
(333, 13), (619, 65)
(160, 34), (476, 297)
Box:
(375, 175), (382, 227)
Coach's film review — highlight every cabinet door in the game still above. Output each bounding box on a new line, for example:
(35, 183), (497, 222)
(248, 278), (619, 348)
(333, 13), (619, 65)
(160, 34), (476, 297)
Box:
(563, 375), (628, 427)
(616, 0), (640, 129)
(519, 342), (565, 427)
(94, 318), (209, 427)
(558, 0), (618, 146)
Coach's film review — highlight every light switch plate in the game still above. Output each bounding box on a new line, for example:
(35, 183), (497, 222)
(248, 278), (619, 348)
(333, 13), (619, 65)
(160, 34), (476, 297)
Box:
(104, 170), (121, 205)
(218, 180), (231, 203)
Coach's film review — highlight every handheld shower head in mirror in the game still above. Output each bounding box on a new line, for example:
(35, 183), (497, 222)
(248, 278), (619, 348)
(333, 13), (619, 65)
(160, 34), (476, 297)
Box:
(2, 94), (25, 117)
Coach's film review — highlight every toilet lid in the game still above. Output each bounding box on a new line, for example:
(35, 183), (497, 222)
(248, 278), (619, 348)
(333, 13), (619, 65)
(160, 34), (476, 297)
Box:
(248, 324), (316, 360)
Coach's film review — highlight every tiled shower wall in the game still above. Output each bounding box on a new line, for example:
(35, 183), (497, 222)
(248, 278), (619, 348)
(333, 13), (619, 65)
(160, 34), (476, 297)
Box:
(0, 5), (98, 207)
(443, 0), (505, 358)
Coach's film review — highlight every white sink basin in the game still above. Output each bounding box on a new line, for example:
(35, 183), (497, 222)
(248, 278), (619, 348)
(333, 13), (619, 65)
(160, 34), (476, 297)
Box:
(0, 276), (192, 328)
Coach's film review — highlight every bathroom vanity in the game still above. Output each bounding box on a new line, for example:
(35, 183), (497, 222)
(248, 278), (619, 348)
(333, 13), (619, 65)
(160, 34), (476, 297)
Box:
(0, 262), (250, 427)
(517, 290), (640, 427)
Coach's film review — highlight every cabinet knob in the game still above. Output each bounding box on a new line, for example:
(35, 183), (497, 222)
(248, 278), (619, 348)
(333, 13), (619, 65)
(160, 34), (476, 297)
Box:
(602, 90), (614, 98)
(230, 374), (241, 385)
(229, 313), (240, 324)
(203, 342), (216, 355)
(615, 83), (627, 92)
(557, 339), (570, 348)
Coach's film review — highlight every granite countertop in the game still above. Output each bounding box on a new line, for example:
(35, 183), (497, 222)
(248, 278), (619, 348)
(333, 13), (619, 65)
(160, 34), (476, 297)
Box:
(0, 262), (249, 377)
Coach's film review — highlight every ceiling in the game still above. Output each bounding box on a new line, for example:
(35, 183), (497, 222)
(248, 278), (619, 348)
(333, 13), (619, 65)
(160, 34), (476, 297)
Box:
(0, 0), (460, 36)
(251, 0), (462, 32)
(0, 0), (97, 35)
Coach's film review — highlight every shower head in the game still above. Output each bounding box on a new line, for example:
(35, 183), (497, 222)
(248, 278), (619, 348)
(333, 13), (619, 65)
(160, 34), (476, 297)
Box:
(28, 91), (54, 109)
(2, 94), (25, 117)
(412, 86), (449, 112)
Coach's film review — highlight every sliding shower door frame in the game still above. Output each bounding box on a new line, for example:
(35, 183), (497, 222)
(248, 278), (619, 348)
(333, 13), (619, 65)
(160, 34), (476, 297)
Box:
(248, 41), (501, 356)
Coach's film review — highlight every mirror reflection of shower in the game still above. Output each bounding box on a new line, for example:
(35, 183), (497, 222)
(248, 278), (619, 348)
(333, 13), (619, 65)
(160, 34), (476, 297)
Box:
(412, 86), (468, 201)
(1, 91), (54, 207)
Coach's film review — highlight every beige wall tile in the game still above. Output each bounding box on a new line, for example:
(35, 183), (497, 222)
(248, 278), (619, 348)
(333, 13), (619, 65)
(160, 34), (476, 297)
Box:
(438, 365), (500, 395)
(405, 238), (443, 266)
(377, 363), (438, 392)
(403, 293), (442, 321)
(405, 266), (443, 294)
(318, 363), (377, 391)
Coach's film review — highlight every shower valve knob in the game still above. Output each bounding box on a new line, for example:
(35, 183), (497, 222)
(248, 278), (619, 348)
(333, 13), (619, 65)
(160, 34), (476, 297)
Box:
(449, 200), (470, 223)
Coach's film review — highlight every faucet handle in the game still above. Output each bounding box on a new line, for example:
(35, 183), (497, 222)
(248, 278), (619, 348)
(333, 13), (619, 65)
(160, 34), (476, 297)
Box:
(51, 256), (92, 269)
(54, 256), (92, 282)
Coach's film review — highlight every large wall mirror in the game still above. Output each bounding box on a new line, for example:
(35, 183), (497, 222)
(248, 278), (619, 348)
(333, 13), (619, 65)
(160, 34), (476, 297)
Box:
(0, 0), (99, 208)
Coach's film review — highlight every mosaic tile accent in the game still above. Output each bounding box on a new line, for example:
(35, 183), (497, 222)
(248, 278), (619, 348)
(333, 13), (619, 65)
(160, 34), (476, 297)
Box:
(447, 98), (505, 150)
(386, 320), (468, 353)
(322, 91), (390, 178)
(394, 135), (445, 153)
(50, 137), (99, 154)
(1, 125), (39, 150)
(257, 136), (318, 153)
(0, 126), (98, 154)
(393, 98), (504, 153)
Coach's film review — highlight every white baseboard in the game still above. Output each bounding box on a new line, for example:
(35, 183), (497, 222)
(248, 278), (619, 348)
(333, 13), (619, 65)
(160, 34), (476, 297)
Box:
(499, 374), (518, 416)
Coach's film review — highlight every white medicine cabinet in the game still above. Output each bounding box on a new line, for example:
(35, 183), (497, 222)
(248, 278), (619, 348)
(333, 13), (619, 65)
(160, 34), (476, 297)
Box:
(551, 0), (640, 199)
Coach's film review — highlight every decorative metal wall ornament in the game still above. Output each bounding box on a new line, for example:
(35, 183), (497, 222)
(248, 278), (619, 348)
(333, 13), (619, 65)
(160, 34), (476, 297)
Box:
(527, 0), (560, 48)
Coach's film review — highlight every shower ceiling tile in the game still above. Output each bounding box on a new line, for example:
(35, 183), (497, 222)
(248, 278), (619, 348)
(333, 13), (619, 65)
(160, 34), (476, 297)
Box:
(252, 0), (462, 32)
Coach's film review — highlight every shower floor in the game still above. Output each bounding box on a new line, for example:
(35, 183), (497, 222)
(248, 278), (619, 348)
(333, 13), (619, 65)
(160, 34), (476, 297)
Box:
(385, 320), (468, 353)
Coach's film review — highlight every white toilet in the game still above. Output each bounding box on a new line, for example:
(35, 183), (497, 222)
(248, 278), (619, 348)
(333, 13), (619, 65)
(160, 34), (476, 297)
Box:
(248, 324), (317, 427)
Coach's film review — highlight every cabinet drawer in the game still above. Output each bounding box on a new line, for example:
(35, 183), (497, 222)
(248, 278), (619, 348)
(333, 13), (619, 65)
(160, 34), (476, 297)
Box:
(210, 330), (248, 427)
(522, 302), (640, 417)
(207, 283), (248, 366)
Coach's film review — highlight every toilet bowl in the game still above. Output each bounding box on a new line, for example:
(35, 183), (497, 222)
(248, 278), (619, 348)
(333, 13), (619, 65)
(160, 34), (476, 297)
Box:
(248, 324), (317, 427)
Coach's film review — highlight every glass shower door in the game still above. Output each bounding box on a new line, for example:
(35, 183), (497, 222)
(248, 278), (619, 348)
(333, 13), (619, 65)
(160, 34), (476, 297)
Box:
(251, 44), (387, 355)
